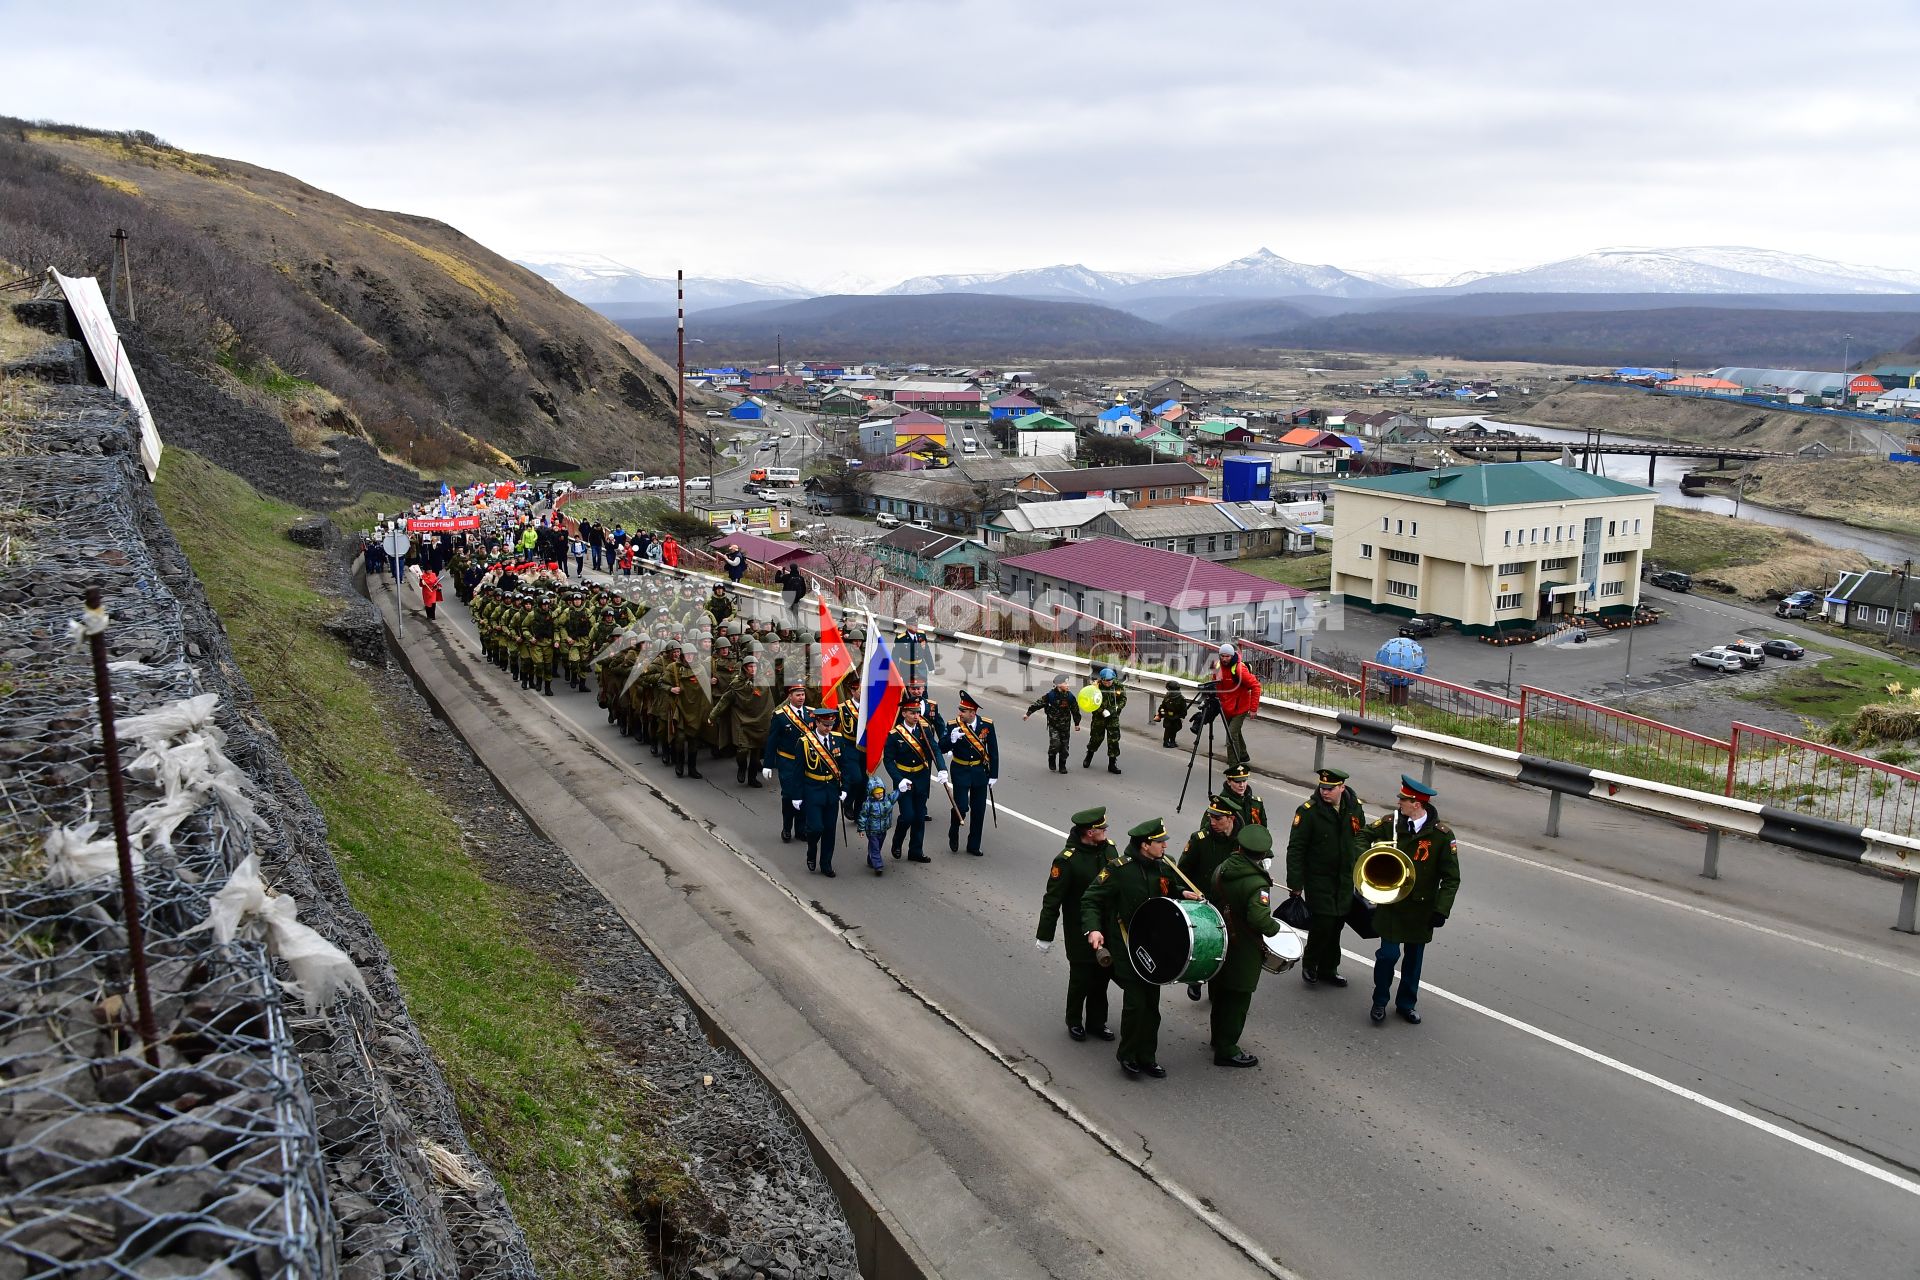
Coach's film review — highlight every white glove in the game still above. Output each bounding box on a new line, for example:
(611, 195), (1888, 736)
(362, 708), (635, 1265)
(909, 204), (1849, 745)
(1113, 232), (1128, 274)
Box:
(934, 771), (949, 785)
(762, 768), (774, 780)
(791, 799), (803, 811)
(987, 778), (997, 789)
(951, 727), (965, 743)
(1034, 939), (1052, 954)
(838, 791), (847, 801)
(898, 779), (912, 793)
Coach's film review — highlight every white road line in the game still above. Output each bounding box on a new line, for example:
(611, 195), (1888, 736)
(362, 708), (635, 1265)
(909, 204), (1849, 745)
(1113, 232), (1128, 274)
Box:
(994, 797), (1920, 1200)
(1455, 838), (1920, 980)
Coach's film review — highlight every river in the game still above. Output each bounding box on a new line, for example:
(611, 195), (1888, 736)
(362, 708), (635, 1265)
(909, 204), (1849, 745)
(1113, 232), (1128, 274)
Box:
(1422, 415), (1920, 565)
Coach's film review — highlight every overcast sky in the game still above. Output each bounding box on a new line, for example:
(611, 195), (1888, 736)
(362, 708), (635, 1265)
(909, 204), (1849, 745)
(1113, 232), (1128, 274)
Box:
(11, 0), (1919, 288)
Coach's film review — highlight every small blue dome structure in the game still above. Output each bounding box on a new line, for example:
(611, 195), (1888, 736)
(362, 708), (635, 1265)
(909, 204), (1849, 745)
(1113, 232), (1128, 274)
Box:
(1374, 637), (1426, 690)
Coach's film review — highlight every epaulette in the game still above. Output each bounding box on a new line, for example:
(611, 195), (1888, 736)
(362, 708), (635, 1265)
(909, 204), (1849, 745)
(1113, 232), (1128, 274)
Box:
(1059, 847), (1073, 859)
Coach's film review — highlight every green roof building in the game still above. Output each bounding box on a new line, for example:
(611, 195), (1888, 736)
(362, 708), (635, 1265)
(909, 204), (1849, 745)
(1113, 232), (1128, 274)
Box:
(1330, 462), (1658, 635)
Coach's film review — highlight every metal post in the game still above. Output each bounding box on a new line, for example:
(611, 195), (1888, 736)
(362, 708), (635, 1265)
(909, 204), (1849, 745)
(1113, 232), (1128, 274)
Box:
(677, 269), (687, 514)
(1544, 789), (1562, 838)
(1701, 827), (1721, 880)
(1421, 757), (1435, 788)
(1896, 876), (1917, 934)
(80, 591), (162, 1069)
(1648, 453), (1656, 487)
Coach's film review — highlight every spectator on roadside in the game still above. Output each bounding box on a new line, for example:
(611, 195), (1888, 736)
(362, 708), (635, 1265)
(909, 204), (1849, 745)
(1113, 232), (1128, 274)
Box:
(723, 544), (747, 582)
(569, 534), (587, 578)
(777, 563), (807, 614)
(661, 534), (681, 568)
(635, 529), (654, 566)
(617, 542), (636, 577)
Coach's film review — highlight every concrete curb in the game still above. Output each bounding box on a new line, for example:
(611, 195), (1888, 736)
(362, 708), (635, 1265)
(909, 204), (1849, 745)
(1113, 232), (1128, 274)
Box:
(362, 579), (1280, 1280)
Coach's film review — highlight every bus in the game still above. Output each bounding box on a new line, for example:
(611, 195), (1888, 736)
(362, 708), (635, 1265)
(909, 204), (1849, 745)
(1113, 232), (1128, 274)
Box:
(604, 470), (645, 490)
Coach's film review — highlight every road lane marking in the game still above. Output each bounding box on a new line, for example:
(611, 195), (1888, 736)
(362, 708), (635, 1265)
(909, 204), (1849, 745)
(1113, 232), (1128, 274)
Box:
(992, 797), (1920, 1200)
(1455, 838), (1920, 980)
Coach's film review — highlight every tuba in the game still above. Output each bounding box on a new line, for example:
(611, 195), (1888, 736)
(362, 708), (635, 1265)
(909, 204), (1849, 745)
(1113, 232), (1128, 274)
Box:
(1353, 841), (1415, 905)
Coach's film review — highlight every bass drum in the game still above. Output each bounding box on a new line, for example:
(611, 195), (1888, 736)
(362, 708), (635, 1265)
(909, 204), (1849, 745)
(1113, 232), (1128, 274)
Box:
(1260, 926), (1304, 974)
(1127, 896), (1228, 985)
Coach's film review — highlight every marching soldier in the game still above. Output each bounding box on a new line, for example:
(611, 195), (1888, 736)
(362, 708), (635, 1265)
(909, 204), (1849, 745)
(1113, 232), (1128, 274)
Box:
(1081, 817), (1198, 1080)
(896, 616), (935, 687)
(1203, 825), (1283, 1068)
(1081, 667), (1127, 775)
(1034, 807), (1123, 1042)
(762, 684), (811, 842)
(712, 656), (773, 787)
(798, 705), (851, 876)
(1213, 763), (1268, 836)
(1286, 767), (1366, 989)
(1175, 800), (1240, 1002)
(1151, 680), (1189, 748)
(944, 691), (998, 856)
(901, 679), (945, 741)
(883, 700), (946, 863)
(1023, 673), (1081, 773)
(662, 642), (712, 778)
(1364, 776), (1461, 1025)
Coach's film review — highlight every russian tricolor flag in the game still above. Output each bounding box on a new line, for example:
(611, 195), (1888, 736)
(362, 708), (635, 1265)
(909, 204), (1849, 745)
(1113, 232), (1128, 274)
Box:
(855, 627), (904, 774)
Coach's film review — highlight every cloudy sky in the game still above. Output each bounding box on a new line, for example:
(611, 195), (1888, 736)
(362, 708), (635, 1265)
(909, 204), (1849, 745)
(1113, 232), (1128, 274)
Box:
(11, 0), (1919, 288)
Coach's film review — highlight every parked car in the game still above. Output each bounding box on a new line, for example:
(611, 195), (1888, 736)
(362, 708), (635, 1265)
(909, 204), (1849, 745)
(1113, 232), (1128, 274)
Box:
(706, 410), (723, 418)
(1690, 647), (1745, 672)
(1721, 640), (1766, 668)
(551, 480), (575, 494)
(1761, 638), (1806, 659)
(1782, 589), (1819, 606)
(875, 513), (902, 529)
(1650, 570), (1693, 592)
(685, 477), (713, 491)
(1397, 615), (1443, 639)
(1775, 602), (1811, 619)
(758, 439), (777, 451)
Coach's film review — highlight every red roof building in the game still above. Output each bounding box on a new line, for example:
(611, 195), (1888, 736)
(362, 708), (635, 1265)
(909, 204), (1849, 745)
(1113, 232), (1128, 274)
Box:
(998, 537), (1306, 647)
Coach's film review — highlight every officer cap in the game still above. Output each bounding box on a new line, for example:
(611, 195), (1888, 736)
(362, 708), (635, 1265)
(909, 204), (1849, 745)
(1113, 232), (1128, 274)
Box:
(1315, 767), (1350, 786)
(811, 704), (838, 719)
(1206, 799), (1234, 818)
(1128, 817), (1168, 842)
(1399, 774), (1436, 800)
(958, 690), (979, 710)
(1223, 763), (1252, 781)
(786, 682), (807, 693)
(1236, 825), (1273, 855)
(1071, 806), (1108, 828)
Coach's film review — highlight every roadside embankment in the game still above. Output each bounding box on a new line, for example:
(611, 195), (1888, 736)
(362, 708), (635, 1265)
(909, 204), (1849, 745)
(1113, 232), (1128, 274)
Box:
(1652, 507), (1870, 599)
(1740, 457), (1920, 541)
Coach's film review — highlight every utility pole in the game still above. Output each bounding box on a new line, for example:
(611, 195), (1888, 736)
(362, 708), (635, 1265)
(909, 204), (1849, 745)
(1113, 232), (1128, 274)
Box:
(1731, 465), (1752, 519)
(1888, 559), (1910, 644)
(107, 229), (135, 322)
(677, 269), (687, 514)
(776, 331), (783, 372)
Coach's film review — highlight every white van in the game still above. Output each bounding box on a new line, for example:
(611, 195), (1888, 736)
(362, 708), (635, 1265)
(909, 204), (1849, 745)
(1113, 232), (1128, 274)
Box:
(962, 440), (979, 454)
(606, 470), (644, 490)
(685, 476), (713, 491)
(875, 513), (902, 529)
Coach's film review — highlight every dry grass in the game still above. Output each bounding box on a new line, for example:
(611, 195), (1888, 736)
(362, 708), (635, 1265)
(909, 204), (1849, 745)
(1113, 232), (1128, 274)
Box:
(1651, 507), (1871, 598)
(359, 223), (516, 310)
(1743, 458), (1920, 539)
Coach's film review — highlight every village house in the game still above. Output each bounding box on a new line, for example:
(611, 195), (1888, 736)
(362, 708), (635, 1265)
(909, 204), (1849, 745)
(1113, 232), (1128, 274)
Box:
(867, 379), (985, 414)
(1017, 461), (1211, 508)
(871, 524), (990, 588)
(1011, 412), (1079, 460)
(1330, 462), (1657, 635)
(859, 472), (983, 532)
(997, 538), (1307, 649)
(979, 496), (1126, 552)
(1823, 570), (1920, 647)
(988, 392), (1043, 420)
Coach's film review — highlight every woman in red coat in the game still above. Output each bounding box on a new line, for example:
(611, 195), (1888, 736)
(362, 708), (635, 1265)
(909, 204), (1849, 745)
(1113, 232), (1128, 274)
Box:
(1212, 645), (1262, 768)
(420, 569), (443, 621)
(661, 535), (681, 568)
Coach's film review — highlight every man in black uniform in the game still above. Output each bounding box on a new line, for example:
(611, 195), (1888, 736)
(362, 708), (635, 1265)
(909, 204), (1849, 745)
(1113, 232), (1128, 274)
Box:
(1285, 766), (1366, 988)
(944, 691), (998, 855)
(762, 683), (811, 843)
(883, 701), (946, 863)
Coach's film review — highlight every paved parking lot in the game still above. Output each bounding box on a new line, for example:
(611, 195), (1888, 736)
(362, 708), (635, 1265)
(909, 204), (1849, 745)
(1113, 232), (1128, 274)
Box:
(1308, 585), (1825, 704)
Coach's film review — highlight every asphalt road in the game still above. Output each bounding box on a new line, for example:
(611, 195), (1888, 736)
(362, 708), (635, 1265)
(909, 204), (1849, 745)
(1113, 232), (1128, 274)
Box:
(425, 583), (1920, 1280)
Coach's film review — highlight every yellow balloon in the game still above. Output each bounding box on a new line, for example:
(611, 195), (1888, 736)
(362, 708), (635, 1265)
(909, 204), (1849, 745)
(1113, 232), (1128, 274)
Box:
(1077, 685), (1103, 713)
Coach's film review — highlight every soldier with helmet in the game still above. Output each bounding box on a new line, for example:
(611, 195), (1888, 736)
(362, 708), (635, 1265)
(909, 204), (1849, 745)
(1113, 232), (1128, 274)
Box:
(1081, 667), (1127, 775)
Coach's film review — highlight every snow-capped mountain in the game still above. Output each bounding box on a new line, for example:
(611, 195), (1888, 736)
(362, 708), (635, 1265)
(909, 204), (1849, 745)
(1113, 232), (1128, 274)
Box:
(517, 253), (810, 311)
(1125, 248), (1398, 299)
(884, 263), (1149, 300)
(1454, 246), (1920, 295)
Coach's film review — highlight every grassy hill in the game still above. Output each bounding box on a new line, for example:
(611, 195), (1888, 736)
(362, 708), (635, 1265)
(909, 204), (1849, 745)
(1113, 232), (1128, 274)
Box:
(0, 120), (684, 480)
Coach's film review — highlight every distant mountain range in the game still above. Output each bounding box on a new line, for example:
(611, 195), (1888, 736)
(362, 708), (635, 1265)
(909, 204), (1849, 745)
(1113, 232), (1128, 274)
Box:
(526, 245), (1920, 319)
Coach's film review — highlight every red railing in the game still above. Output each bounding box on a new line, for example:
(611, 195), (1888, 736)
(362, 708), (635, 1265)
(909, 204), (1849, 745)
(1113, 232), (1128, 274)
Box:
(1360, 663), (1520, 749)
(1728, 724), (1920, 837)
(1517, 686), (1732, 793)
(1239, 642), (1362, 714)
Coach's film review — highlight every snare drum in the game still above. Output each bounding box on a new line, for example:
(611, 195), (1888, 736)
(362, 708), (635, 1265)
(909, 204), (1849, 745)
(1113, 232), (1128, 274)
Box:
(1260, 926), (1304, 974)
(1127, 897), (1228, 985)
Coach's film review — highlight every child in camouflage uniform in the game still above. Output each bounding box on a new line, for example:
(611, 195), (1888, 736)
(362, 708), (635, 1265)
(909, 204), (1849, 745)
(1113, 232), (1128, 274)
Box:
(1023, 673), (1082, 774)
(857, 782), (897, 875)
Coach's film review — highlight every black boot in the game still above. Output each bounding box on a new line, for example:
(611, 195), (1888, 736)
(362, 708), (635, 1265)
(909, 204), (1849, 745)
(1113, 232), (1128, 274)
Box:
(747, 762), (763, 789)
(684, 744), (703, 779)
(543, 680), (553, 696)
(1107, 759), (1122, 775)
(737, 758), (749, 786)
(1082, 751), (1093, 769)
(674, 750), (686, 778)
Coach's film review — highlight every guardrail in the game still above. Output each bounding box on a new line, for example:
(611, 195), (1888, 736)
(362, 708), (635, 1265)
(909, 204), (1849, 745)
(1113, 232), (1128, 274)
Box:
(624, 560), (1920, 932)
(1361, 664), (1520, 750)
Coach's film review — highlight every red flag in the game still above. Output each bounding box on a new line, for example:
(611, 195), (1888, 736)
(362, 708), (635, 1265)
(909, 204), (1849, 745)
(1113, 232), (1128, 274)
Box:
(818, 597), (852, 708)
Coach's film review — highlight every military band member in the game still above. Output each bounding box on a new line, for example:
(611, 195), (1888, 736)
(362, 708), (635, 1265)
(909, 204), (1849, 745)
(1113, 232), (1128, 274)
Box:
(1203, 825), (1282, 1068)
(1286, 766), (1366, 988)
(1213, 763), (1268, 836)
(1081, 817), (1199, 1079)
(1176, 800), (1240, 1001)
(1365, 776), (1460, 1025)
(1035, 808), (1123, 1042)
(799, 705), (851, 876)
(1023, 673), (1081, 774)
(1081, 667), (1127, 775)
(945, 691), (998, 856)
(762, 684), (811, 842)
(883, 701), (946, 863)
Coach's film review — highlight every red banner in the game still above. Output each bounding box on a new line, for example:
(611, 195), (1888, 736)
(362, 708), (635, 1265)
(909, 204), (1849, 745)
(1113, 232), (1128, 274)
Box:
(405, 515), (481, 532)
(494, 483), (515, 499)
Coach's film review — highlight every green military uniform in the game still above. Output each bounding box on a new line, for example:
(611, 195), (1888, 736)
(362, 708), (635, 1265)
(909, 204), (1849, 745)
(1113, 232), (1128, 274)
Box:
(1153, 684), (1190, 748)
(1286, 767), (1367, 984)
(1080, 817), (1180, 1076)
(1212, 764), (1268, 836)
(711, 663), (774, 786)
(1025, 678), (1082, 773)
(1204, 826), (1282, 1066)
(1037, 809), (1123, 1039)
(1175, 805), (1239, 905)
(1082, 673), (1127, 774)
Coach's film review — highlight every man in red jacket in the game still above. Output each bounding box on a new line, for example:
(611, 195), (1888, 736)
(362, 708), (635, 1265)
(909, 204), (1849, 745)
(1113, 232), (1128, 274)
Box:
(1212, 644), (1262, 768)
